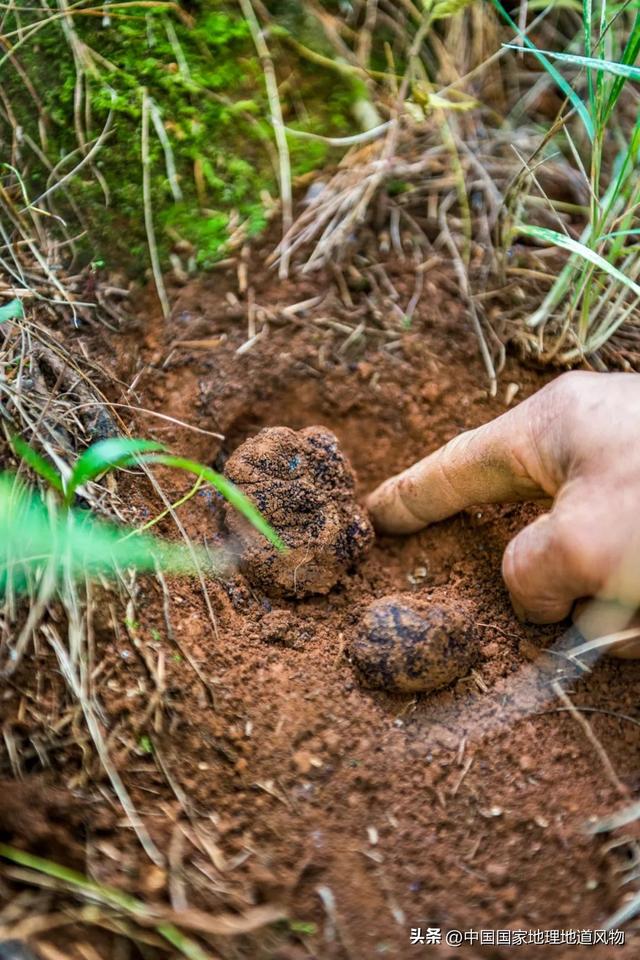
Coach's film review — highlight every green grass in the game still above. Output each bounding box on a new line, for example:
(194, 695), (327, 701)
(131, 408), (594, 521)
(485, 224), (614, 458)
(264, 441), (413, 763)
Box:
(0, 471), (205, 597)
(499, 0), (640, 361)
(0, 2), (358, 272)
(2, 434), (284, 597)
(0, 843), (210, 960)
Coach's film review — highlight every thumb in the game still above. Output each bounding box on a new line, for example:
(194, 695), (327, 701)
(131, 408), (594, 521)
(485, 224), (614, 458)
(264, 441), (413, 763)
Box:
(367, 419), (549, 534)
(502, 508), (599, 624)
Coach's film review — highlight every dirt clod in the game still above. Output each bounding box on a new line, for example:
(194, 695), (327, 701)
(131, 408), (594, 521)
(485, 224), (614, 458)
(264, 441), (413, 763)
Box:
(224, 426), (374, 596)
(486, 861), (510, 886)
(259, 609), (297, 647)
(349, 593), (476, 693)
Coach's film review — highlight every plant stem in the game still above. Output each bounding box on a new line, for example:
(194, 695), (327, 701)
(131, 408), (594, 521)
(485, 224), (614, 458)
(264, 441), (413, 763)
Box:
(141, 87), (170, 320)
(0, 843), (211, 960)
(238, 0), (292, 278)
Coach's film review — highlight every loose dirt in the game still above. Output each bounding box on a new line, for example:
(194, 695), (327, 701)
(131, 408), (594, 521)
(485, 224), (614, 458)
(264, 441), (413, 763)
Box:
(2, 249), (640, 959)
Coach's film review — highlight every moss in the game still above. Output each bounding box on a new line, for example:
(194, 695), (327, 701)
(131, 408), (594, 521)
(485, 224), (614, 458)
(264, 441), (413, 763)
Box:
(1, 2), (359, 273)
(387, 179), (411, 196)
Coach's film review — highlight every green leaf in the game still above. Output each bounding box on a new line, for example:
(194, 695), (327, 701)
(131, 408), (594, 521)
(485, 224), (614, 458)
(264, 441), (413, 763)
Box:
(516, 224), (640, 298)
(0, 473), (214, 596)
(605, 12), (640, 119)
(146, 454), (286, 551)
(597, 229), (640, 241)
(0, 298), (24, 323)
(582, 0), (594, 114)
(491, 0), (594, 140)
(527, 0), (581, 10)
(289, 920), (318, 936)
(11, 435), (64, 493)
(66, 438), (165, 504)
(503, 45), (640, 83)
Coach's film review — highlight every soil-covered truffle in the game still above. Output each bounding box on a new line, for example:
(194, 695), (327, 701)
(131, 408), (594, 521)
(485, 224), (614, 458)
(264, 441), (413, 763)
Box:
(349, 593), (476, 693)
(223, 426), (374, 597)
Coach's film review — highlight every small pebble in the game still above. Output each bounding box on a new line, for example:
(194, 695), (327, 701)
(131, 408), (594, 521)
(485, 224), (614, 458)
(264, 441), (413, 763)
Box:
(482, 640), (501, 658)
(349, 593), (476, 693)
(260, 609), (296, 646)
(141, 864), (167, 894)
(407, 565), (428, 585)
(519, 754), (536, 773)
(503, 884), (519, 905)
(292, 749), (313, 774)
(322, 730), (341, 754)
(486, 862), (509, 886)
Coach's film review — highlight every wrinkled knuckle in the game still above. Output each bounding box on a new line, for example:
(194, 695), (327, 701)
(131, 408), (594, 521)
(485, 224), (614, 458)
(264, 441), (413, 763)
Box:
(554, 370), (583, 389)
(547, 370), (595, 407)
(552, 369), (586, 393)
(501, 533), (529, 599)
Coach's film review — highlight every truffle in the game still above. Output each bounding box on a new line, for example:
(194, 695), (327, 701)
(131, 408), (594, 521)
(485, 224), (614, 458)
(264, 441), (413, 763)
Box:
(224, 426), (374, 597)
(349, 593), (476, 693)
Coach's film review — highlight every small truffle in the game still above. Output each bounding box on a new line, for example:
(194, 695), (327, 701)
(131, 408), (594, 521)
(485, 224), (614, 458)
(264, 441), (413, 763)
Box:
(223, 426), (374, 597)
(349, 594), (476, 693)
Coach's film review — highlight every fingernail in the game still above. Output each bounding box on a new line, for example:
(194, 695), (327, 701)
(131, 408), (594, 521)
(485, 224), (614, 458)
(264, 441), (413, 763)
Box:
(509, 594), (527, 623)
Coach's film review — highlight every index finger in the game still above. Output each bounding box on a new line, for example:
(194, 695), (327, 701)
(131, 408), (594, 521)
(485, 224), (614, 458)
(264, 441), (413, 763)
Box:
(366, 404), (554, 534)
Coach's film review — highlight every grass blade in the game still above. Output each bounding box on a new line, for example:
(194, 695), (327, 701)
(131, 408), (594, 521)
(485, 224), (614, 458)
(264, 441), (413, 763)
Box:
(0, 297), (25, 323)
(0, 843), (210, 960)
(583, 0), (594, 113)
(146, 454), (286, 551)
(503, 45), (640, 82)
(492, 0), (594, 139)
(0, 473), (213, 595)
(604, 12), (640, 118)
(516, 224), (640, 298)
(11, 435), (64, 494)
(598, 229), (640, 240)
(66, 438), (165, 503)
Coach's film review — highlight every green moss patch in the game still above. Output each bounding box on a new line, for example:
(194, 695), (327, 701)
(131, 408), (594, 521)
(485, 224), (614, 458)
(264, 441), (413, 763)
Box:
(1, 2), (358, 272)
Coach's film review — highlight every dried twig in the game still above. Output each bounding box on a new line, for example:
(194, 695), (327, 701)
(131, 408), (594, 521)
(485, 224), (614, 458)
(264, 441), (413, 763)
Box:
(238, 0), (292, 278)
(141, 88), (170, 320)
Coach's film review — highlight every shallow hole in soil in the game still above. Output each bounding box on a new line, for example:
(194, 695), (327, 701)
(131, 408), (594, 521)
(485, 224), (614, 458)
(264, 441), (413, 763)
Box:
(209, 379), (471, 630)
(159, 326), (640, 952)
(212, 373), (413, 489)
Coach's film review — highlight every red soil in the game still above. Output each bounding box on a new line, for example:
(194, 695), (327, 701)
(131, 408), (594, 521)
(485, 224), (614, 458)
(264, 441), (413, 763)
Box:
(2, 251), (640, 959)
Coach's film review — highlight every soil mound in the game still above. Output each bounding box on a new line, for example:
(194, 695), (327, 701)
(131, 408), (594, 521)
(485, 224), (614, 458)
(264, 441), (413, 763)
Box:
(224, 425), (374, 597)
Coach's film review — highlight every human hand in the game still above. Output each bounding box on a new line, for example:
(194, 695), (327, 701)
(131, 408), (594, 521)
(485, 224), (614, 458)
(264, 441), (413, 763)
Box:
(367, 371), (640, 632)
